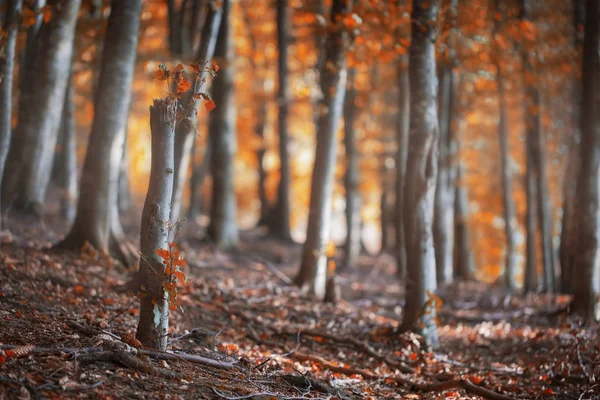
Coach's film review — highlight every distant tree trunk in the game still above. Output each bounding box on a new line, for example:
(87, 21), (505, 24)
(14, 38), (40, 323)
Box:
(255, 100), (270, 226)
(118, 126), (131, 214)
(136, 99), (177, 351)
(521, 0), (554, 292)
(394, 60), (409, 280)
(267, 0), (293, 240)
(188, 142), (211, 220)
(495, 60), (518, 290)
(380, 165), (394, 253)
(57, 0), (142, 266)
(170, 3), (222, 223)
(342, 68), (361, 270)
(295, 0), (352, 300)
(2, 0), (80, 217)
(400, 0), (440, 349)
(571, 0), (599, 322)
(207, 0), (238, 248)
(0, 0), (22, 232)
(434, 0), (458, 286)
(524, 138), (540, 289)
(559, 0), (585, 294)
(52, 74), (78, 223)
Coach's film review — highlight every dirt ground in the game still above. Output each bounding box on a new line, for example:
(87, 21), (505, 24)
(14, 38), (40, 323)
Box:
(0, 217), (598, 399)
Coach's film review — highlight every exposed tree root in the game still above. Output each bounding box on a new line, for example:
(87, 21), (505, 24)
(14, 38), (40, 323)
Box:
(77, 350), (185, 380)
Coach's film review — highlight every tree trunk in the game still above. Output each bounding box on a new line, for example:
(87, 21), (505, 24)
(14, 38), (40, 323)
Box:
(295, 0), (352, 300)
(399, 0), (440, 349)
(207, 0), (238, 248)
(434, 0), (458, 286)
(52, 73), (78, 223)
(395, 62), (409, 280)
(453, 96), (475, 281)
(0, 0), (22, 232)
(18, 0), (45, 103)
(136, 99), (177, 351)
(255, 101), (270, 226)
(342, 68), (361, 270)
(380, 165), (393, 253)
(495, 62), (518, 290)
(524, 143), (539, 292)
(118, 125), (131, 214)
(559, 0), (585, 294)
(571, 0), (599, 322)
(267, 0), (293, 240)
(56, 0), (142, 266)
(170, 3), (222, 223)
(2, 0), (80, 217)
(188, 142), (211, 220)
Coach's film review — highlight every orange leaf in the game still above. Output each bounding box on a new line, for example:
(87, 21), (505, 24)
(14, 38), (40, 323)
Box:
(43, 7), (52, 23)
(103, 298), (115, 305)
(74, 285), (84, 294)
(211, 60), (220, 72)
(174, 270), (187, 286)
(5, 350), (15, 358)
(169, 242), (176, 248)
(154, 68), (168, 81)
(409, 352), (418, 360)
(205, 99), (216, 112)
(176, 77), (191, 94)
(155, 248), (170, 264)
(165, 266), (172, 275)
(175, 63), (185, 72)
(173, 258), (186, 267)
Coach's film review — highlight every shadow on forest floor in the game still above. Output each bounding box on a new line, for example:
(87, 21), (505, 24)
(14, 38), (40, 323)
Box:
(0, 216), (598, 399)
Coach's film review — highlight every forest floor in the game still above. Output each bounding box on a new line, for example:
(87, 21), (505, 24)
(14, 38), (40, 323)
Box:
(0, 216), (598, 400)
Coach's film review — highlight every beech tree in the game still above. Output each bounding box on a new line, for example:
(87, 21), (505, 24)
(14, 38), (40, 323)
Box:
(400, 0), (440, 349)
(170, 3), (222, 223)
(0, 0), (22, 233)
(433, 0), (458, 285)
(57, 0), (142, 265)
(571, 0), (599, 321)
(51, 74), (77, 223)
(492, 1), (518, 290)
(266, 0), (293, 240)
(2, 0), (80, 217)
(207, 0), (238, 248)
(342, 67), (361, 270)
(136, 99), (177, 351)
(295, 0), (352, 300)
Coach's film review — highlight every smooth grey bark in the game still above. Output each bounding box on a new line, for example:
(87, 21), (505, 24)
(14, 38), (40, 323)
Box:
(0, 0), (22, 232)
(118, 126), (131, 214)
(52, 74), (77, 223)
(2, 0), (80, 217)
(495, 54), (518, 290)
(57, 0), (142, 266)
(434, 0), (458, 285)
(136, 99), (177, 351)
(188, 140), (211, 220)
(170, 3), (222, 223)
(268, 0), (293, 240)
(342, 68), (361, 270)
(559, 0), (585, 294)
(395, 62), (409, 280)
(207, 0), (238, 248)
(571, 0), (599, 322)
(400, 0), (440, 349)
(18, 0), (45, 102)
(295, 0), (352, 300)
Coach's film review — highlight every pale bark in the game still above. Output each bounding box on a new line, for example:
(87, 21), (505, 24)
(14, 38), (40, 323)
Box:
(295, 0), (352, 300)
(399, 0), (440, 349)
(2, 0), (80, 216)
(57, 0), (142, 266)
(188, 141), (211, 220)
(268, 0), (293, 240)
(118, 127), (131, 214)
(207, 0), (238, 248)
(524, 135), (539, 292)
(0, 0), (22, 232)
(170, 3), (222, 223)
(52, 74), (77, 223)
(136, 99), (177, 351)
(571, 0), (599, 322)
(342, 68), (360, 270)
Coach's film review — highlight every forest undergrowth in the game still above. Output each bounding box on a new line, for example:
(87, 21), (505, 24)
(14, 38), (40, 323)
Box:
(0, 217), (598, 400)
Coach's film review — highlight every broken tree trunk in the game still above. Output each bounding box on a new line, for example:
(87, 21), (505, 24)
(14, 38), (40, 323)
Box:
(136, 98), (177, 351)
